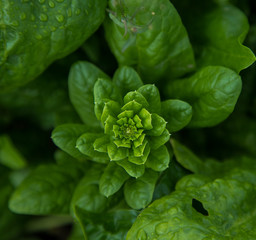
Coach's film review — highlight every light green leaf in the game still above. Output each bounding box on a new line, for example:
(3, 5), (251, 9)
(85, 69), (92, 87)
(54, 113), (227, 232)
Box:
(161, 99), (192, 132)
(137, 84), (161, 114)
(116, 160), (145, 178)
(99, 162), (130, 197)
(9, 164), (83, 215)
(146, 145), (170, 172)
(105, 0), (195, 83)
(0, 135), (26, 170)
(69, 61), (110, 128)
(101, 101), (121, 124)
(0, 0), (107, 91)
(121, 101), (142, 113)
(113, 66), (143, 97)
(76, 133), (109, 163)
(146, 113), (166, 136)
(127, 159), (256, 239)
(129, 143), (150, 165)
(124, 169), (159, 209)
(123, 91), (149, 109)
(138, 108), (153, 130)
(166, 66), (242, 127)
(93, 136), (110, 153)
(107, 143), (129, 161)
(52, 124), (89, 161)
(148, 129), (170, 150)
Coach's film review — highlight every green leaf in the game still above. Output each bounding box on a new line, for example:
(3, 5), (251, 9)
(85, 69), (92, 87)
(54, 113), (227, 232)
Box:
(116, 160), (145, 178)
(127, 160), (256, 239)
(113, 66), (143, 97)
(76, 133), (109, 163)
(94, 78), (122, 120)
(52, 124), (89, 161)
(124, 169), (159, 209)
(9, 164), (83, 215)
(93, 136), (110, 153)
(146, 113), (166, 136)
(123, 91), (149, 109)
(99, 162), (130, 197)
(101, 101), (121, 124)
(105, 0), (195, 83)
(0, 135), (26, 170)
(172, 1), (255, 72)
(129, 143), (150, 165)
(0, 0), (107, 91)
(161, 100), (192, 132)
(165, 66), (242, 127)
(107, 143), (129, 161)
(137, 84), (161, 114)
(146, 145), (170, 172)
(148, 129), (170, 150)
(69, 61), (110, 128)
(71, 167), (108, 214)
(170, 139), (204, 174)
(138, 108), (153, 130)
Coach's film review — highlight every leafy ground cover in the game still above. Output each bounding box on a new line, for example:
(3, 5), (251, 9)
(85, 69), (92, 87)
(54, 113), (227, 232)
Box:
(0, 0), (256, 239)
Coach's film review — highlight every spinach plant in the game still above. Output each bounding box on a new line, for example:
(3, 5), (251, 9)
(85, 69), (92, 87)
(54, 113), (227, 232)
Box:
(0, 0), (256, 239)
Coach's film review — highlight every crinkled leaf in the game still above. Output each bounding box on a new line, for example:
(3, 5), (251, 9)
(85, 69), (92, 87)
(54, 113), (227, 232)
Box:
(69, 61), (110, 128)
(105, 0), (195, 83)
(52, 124), (89, 161)
(99, 162), (130, 197)
(127, 160), (256, 239)
(146, 145), (170, 172)
(124, 169), (159, 209)
(146, 113), (166, 136)
(76, 133), (109, 163)
(0, 135), (26, 170)
(137, 84), (161, 114)
(116, 159), (145, 178)
(166, 66), (242, 127)
(0, 0), (107, 91)
(113, 66), (143, 97)
(107, 143), (129, 161)
(161, 99), (192, 132)
(9, 164), (83, 215)
(148, 129), (170, 150)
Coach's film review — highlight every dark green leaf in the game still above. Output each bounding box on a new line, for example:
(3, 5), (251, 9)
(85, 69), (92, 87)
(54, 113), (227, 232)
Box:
(0, 0), (107, 91)
(69, 61), (110, 128)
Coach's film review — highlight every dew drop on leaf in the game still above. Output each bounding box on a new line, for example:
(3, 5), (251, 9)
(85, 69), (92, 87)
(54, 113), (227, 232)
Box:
(155, 222), (169, 235)
(40, 13), (48, 22)
(38, 0), (45, 3)
(48, 1), (55, 8)
(56, 14), (65, 22)
(136, 229), (147, 240)
(20, 13), (26, 20)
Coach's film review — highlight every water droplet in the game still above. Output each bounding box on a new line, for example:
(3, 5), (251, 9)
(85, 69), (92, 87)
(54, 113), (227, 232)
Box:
(56, 14), (64, 22)
(75, 9), (81, 15)
(40, 13), (48, 21)
(31, 14), (35, 21)
(39, 0), (45, 3)
(20, 13), (27, 20)
(50, 26), (57, 31)
(48, 1), (55, 8)
(136, 229), (147, 240)
(155, 222), (169, 235)
(56, 0), (64, 2)
(67, 8), (72, 17)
